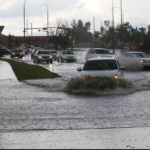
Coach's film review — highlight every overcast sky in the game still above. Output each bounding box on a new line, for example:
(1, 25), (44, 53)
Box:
(0, 0), (150, 36)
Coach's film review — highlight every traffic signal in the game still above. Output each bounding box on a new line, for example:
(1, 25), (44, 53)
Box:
(43, 28), (47, 30)
(93, 39), (96, 45)
(58, 27), (63, 29)
(94, 32), (100, 35)
(106, 32), (110, 35)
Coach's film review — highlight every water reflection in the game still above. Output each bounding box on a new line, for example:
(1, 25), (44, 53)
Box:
(49, 63), (53, 72)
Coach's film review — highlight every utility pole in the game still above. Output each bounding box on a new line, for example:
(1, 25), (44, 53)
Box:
(23, 0), (27, 46)
(26, 19), (28, 37)
(120, 0), (123, 52)
(45, 4), (49, 37)
(31, 23), (32, 37)
(93, 17), (95, 35)
(112, 0), (115, 53)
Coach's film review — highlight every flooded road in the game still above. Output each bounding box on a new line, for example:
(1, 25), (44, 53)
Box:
(1, 49), (150, 148)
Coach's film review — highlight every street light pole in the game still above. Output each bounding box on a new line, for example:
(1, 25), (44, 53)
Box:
(113, 6), (124, 53)
(120, 0), (123, 53)
(45, 4), (49, 37)
(112, 0), (115, 53)
(23, 0), (27, 47)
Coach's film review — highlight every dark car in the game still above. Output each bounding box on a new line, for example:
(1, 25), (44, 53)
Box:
(48, 50), (59, 61)
(10, 49), (24, 58)
(0, 48), (11, 55)
(25, 45), (34, 53)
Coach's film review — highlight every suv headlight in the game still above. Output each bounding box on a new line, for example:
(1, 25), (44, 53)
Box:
(38, 56), (41, 58)
(140, 60), (147, 63)
(50, 56), (52, 58)
(113, 76), (119, 79)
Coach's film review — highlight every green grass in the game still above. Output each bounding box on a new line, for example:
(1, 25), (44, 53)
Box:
(0, 58), (61, 81)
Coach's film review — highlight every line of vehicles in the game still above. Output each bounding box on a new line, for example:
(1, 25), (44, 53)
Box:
(2, 45), (150, 79)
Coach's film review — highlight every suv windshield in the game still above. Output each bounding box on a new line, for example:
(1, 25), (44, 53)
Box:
(131, 53), (149, 58)
(52, 51), (57, 53)
(26, 46), (32, 48)
(63, 51), (74, 54)
(12, 50), (22, 52)
(38, 51), (50, 54)
(83, 60), (118, 70)
(95, 49), (111, 54)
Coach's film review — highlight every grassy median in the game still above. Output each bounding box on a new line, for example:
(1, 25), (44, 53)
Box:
(0, 58), (60, 81)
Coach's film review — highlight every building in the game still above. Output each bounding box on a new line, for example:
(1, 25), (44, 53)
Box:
(0, 34), (50, 47)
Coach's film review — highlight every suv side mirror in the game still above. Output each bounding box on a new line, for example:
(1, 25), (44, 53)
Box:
(77, 67), (82, 71)
(120, 65), (126, 70)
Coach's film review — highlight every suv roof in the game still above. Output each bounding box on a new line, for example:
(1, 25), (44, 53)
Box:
(123, 51), (143, 53)
(88, 58), (116, 61)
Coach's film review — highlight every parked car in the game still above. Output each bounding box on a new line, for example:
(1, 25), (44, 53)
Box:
(16, 47), (28, 55)
(117, 51), (150, 70)
(0, 48), (11, 55)
(25, 45), (34, 53)
(33, 50), (53, 64)
(48, 50), (59, 61)
(58, 50), (77, 62)
(85, 48), (113, 61)
(77, 58), (125, 78)
(10, 49), (24, 58)
(31, 47), (43, 59)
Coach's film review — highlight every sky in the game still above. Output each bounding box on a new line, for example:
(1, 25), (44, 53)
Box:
(0, 0), (150, 36)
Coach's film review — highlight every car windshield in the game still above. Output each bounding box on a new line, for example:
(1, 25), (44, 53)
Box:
(12, 50), (22, 52)
(35, 47), (42, 50)
(26, 46), (32, 48)
(131, 53), (149, 58)
(95, 49), (111, 54)
(38, 51), (50, 54)
(52, 51), (57, 53)
(83, 60), (118, 70)
(63, 51), (74, 54)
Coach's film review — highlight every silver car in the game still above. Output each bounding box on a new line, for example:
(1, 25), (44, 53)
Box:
(33, 50), (53, 64)
(85, 48), (113, 61)
(58, 50), (77, 62)
(31, 47), (43, 59)
(117, 51), (150, 70)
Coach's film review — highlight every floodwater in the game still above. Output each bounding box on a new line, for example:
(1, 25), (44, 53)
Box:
(1, 49), (150, 148)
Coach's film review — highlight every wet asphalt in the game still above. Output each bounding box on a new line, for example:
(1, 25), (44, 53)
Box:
(1, 49), (150, 148)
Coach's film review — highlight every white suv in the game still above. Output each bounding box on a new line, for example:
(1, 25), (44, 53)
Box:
(77, 58), (125, 78)
(85, 48), (113, 61)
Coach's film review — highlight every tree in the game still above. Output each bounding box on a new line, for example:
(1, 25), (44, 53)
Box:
(15, 37), (19, 47)
(8, 34), (13, 49)
(35, 37), (38, 47)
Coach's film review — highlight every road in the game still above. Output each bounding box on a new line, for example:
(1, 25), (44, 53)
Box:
(1, 48), (150, 148)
